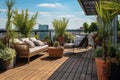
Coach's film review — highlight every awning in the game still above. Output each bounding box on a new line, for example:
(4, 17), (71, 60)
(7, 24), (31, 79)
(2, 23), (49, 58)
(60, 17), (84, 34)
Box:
(78, 0), (99, 15)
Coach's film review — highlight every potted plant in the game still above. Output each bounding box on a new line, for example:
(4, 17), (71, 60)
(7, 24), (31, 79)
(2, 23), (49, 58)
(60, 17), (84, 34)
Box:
(52, 18), (69, 46)
(94, 0), (120, 80)
(0, 42), (16, 70)
(53, 41), (60, 47)
(13, 9), (38, 38)
(109, 44), (120, 80)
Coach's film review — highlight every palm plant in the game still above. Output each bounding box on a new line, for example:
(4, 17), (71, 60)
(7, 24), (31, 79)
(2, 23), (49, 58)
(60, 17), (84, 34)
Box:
(52, 18), (69, 37)
(6, 0), (15, 47)
(52, 18), (69, 46)
(13, 9), (38, 37)
(95, 0), (120, 59)
(94, 1), (120, 80)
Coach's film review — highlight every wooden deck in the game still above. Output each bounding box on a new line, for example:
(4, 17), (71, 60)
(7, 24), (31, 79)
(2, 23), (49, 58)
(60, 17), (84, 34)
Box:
(0, 47), (97, 80)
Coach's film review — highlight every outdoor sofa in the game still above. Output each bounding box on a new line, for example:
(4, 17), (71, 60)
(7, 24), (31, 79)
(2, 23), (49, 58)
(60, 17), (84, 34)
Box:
(14, 37), (48, 63)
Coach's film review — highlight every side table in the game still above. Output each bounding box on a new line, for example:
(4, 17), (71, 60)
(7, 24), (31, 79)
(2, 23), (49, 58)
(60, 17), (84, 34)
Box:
(48, 47), (64, 58)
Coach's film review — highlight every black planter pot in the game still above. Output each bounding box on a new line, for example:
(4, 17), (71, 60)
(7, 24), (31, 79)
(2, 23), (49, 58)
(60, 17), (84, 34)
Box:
(110, 63), (120, 80)
(0, 58), (15, 70)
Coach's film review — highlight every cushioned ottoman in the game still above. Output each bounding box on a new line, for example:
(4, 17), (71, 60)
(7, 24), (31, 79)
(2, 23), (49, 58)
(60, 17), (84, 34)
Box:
(48, 47), (64, 58)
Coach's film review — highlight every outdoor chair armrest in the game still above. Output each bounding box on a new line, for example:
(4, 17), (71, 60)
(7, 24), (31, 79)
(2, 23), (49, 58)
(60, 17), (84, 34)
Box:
(14, 43), (29, 57)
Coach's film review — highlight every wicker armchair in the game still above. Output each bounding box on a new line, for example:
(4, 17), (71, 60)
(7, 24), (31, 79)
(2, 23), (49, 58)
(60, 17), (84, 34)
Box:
(48, 47), (64, 58)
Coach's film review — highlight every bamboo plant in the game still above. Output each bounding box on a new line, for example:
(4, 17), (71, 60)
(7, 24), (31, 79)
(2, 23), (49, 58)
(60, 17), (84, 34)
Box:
(5, 0), (15, 47)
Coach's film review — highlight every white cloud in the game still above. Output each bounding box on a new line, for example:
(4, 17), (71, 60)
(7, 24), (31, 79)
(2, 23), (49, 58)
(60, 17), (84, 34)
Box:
(28, 11), (51, 16)
(67, 17), (96, 29)
(58, 14), (75, 18)
(37, 3), (62, 8)
(0, 9), (7, 12)
(28, 11), (34, 15)
(39, 12), (50, 16)
(0, 18), (7, 29)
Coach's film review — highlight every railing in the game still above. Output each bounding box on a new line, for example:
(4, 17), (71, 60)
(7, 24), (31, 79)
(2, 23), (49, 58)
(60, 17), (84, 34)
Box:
(0, 29), (84, 40)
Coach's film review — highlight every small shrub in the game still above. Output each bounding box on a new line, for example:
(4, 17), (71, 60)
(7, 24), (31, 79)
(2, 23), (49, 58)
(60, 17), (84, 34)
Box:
(93, 47), (103, 58)
(53, 41), (60, 47)
(0, 48), (16, 61)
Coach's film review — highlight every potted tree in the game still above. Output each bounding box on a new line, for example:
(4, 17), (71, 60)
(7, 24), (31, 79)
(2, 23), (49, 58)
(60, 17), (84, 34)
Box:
(13, 9), (38, 38)
(83, 22), (89, 34)
(94, 0), (120, 80)
(0, 41), (16, 70)
(52, 18), (69, 46)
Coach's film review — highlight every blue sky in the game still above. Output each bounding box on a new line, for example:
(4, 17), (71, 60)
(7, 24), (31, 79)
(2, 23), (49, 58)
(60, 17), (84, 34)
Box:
(0, 0), (96, 29)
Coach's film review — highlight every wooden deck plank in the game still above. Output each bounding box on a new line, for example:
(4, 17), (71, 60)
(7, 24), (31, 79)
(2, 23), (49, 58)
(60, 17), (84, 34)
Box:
(35, 58), (61, 80)
(0, 47), (98, 80)
(73, 51), (88, 80)
(79, 49), (92, 80)
(92, 60), (98, 80)
(41, 58), (68, 80)
(63, 53), (83, 80)
(85, 49), (93, 80)
(53, 55), (78, 80)
(48, 54), (75, 80)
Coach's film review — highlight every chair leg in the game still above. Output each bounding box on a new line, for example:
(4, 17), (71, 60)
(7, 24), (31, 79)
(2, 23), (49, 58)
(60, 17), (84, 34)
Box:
(73, 48), (74, 53)
(28, 57), (30, 64)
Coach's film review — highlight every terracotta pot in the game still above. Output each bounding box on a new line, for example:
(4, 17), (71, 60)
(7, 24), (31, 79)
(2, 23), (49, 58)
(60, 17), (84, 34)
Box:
(58, 36), (64, 46)
(95, 58), (110, 80)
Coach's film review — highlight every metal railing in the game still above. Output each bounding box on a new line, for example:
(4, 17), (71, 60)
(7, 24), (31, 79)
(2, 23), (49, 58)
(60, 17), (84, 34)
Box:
(0, 29), (84, 40)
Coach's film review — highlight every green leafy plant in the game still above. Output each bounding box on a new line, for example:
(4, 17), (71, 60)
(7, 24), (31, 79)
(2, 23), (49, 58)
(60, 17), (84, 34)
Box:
(0, 48), (16, 61)
(13, 9), (38, 37)
(5, 0), (15, 47)
(34, 35), (39, 39)
(64, 32), (74, 43)
(52, 18), (69, 37)
(0, 41), (6, 50)
(0, 41), (16, 61)
(93, 47), (103, 58)
(83, 22), (89, 33)
(53, 41), (60, 47)
(44, 36), (50, 41)
(89, 22), (98, 33)
(95, 0), (120, 59)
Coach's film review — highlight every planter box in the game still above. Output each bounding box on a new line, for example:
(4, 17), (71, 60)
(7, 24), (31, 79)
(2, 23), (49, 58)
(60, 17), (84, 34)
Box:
(0, 57), (16, 70)
(110, 63), (120, 80)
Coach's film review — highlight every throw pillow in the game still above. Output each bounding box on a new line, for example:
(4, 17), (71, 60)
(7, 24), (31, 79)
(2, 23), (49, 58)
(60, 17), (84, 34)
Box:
(14, 39), (24, 44)
(29, 37), (37, 41)
(33, 40), (45, 46)
(33, 41), (40, 46)
(24, 40), (35, 48)
(20, 38), (30, 42)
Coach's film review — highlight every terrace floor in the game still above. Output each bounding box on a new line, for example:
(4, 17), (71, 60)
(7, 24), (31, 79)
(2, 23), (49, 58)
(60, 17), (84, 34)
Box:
(0, 47), (97, 80)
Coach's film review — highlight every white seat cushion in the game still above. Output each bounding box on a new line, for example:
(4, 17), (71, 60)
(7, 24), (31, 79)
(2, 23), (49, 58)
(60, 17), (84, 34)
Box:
(29, 45), (48, 53)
